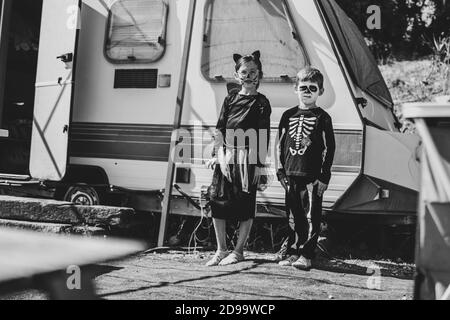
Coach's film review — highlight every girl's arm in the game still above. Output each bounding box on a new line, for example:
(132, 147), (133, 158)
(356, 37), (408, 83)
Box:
(212, 96), (229, 158)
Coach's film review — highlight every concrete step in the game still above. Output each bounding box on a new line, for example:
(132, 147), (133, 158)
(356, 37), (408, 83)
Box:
(0, 219), (107, 236)
(0, 195), (135, 229)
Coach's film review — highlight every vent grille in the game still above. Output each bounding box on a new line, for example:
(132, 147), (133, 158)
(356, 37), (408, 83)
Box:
(114, 69), (158, 89)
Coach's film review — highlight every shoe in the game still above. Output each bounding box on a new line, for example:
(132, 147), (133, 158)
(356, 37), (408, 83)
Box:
(273, 245), (290, 262)
(292, 256), (312, 270)
(278, 255), (299, 267)
(273, 238), (292, 262)
(168, 235), (182, 246)
(205, 251), (229, 267)
(218, 252), (245, 266)
(273, 250), (288, 262)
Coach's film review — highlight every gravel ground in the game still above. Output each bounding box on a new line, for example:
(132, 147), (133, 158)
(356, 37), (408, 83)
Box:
(3, 251), (414, 300)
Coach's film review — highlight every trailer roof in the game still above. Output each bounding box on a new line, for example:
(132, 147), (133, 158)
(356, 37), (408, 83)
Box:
(319, 0), (394, 108)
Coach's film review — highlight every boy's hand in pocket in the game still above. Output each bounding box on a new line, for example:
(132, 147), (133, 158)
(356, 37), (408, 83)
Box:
(314, 180), (328, 197)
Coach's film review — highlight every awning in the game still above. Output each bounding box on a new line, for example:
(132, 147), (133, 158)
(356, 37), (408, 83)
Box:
(318, 0), (394, 108)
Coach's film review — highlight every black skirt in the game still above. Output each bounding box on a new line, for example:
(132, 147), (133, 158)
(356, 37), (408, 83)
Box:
(208, 164), (257, 222)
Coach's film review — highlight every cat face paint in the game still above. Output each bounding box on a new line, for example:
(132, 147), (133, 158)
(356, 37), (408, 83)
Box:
(234, 61), (260, 90)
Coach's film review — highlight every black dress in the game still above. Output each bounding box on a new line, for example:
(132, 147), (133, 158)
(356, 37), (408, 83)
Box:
(209, 92), (272, 221)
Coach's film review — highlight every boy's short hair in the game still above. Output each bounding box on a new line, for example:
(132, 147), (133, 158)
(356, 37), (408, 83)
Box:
(295, 67), (324, 90)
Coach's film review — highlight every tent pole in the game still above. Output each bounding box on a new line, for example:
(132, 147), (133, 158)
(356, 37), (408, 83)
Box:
(158, 0), (197, 247)
(0, 0), (12, 130)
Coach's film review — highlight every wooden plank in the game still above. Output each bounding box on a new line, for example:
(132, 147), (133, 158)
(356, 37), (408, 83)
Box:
(0, 227), (145, 284)
(0, 195), (135, 227)
(0, 219), (72, 234)
(0, 219), (107, 236)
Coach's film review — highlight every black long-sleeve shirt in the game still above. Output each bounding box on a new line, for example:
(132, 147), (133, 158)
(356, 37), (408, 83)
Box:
(213, 92), (272, 166)
(278, 106), (335, 184)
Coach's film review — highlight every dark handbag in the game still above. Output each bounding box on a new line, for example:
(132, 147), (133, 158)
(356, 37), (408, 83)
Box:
(207, 165), (226, 201)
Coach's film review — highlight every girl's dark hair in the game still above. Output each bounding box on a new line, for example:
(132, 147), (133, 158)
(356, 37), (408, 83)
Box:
(233, 50), (263, 78)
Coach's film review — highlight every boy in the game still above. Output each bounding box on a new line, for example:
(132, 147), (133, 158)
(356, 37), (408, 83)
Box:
(276, 67), (335, 270)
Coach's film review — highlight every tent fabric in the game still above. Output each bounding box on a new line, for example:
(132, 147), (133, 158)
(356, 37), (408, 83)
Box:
(318, 0), (394, 108)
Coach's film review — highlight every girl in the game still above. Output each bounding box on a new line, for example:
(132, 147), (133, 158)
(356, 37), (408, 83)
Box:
(206, 51), (272, 266)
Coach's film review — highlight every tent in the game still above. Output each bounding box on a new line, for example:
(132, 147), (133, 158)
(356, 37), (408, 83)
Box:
(318, 0), (393, 108)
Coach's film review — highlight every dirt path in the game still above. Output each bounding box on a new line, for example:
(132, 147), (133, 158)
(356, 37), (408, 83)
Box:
(91, 251), (413, 300)
(3, 251), (414, 300)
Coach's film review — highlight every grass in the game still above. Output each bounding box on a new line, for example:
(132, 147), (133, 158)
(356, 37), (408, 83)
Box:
(379, 58), (445, 106)
(379, 57), (448, 132)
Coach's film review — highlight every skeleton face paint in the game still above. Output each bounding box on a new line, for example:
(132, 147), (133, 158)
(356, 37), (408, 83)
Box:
(235, 61), (260, 89)
(297, 81), (321, 106)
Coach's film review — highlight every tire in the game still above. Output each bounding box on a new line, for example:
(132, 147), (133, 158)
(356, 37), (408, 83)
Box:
(63, 185), (101, 206)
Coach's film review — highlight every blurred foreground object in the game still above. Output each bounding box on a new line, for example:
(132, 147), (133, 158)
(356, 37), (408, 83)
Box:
(0, 228), (145, 300)
(403, 102), (450, 300)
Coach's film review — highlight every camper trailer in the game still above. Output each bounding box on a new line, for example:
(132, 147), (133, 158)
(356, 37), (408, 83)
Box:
(0, 0), (420, 234)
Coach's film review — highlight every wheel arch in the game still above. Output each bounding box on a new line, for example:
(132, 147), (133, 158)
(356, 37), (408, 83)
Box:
(61, 164), (110, 185)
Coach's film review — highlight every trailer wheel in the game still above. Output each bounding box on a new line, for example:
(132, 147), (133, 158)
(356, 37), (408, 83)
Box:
(63, 185), (101, 206)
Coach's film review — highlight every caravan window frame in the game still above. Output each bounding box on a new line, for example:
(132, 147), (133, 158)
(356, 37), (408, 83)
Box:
(201, 0), (309, 83)
(104, 0), (169, 64)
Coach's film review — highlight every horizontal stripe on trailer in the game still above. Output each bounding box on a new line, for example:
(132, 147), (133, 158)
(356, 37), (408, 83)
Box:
(70, 140), (170, 162)
(71, 122), (362, 133)
(69, 123), (363, 171)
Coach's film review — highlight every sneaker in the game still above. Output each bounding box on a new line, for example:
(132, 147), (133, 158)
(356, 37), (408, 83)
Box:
(218, 252), (245, 266)
(273, 251), (287, 262)
(278, 255), (299, 267)
(273, 238), (291, 262)
(205, 251), (229, 267)
(292, 256), (312, 270)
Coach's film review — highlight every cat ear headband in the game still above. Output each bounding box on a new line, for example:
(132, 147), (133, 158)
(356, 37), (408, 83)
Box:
(233, 50), (261, 63)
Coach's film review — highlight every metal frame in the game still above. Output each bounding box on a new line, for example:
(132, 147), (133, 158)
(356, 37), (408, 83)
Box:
(158, 0), (197, 247)
(314, 0), (365, 211)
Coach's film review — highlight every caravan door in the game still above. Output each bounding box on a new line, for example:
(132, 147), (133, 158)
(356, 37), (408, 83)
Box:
(29, 0), (80, 181)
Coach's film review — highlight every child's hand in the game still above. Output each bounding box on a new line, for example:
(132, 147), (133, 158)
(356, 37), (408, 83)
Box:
(280, 178), (290, 192)
(277, 169), (289, 192)
(258, 184), (268, 192)
(206, 158), (218, 170)
(313, 180), (328, 197)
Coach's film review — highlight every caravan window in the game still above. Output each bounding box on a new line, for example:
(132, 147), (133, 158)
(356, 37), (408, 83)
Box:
(202, 0), (308, 82)
(105, 0), (168, 63)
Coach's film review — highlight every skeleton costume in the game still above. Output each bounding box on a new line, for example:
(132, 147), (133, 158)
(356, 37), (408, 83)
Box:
(209, 91), (272, 222)
(279, 106), (335, 182)
(278, 106), (335, 259)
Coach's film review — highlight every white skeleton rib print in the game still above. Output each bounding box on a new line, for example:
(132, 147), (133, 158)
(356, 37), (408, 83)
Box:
(289, 115), (317, 156)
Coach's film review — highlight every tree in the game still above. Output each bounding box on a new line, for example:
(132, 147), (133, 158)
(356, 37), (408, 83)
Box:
(336, 0), (450, 61)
